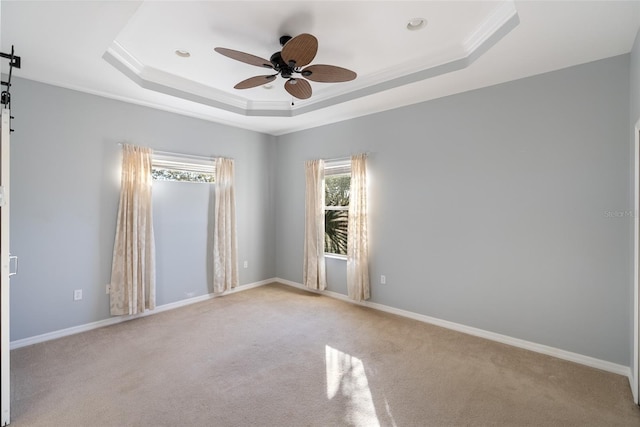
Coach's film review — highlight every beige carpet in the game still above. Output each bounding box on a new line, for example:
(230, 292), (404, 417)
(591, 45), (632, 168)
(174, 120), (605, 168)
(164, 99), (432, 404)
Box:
(9, 283), (640, 426)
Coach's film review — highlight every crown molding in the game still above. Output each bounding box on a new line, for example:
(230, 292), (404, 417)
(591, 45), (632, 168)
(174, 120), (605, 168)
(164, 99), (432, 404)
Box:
(103, 1), (519, 117)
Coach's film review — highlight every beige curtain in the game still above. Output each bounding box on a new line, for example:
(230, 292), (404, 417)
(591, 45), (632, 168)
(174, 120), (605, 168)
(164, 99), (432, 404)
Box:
(347, 154), (370, 301)
(304, 159), (326, 290)
(213, 157), (238, 293)
(110, 144), (156, 316)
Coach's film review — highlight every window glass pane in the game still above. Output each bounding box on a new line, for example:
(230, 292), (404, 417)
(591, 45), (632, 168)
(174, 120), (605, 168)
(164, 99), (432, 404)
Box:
(325, 174), (350, 207)
(325, 209), (348, 255)
(151, 168), (215, 183)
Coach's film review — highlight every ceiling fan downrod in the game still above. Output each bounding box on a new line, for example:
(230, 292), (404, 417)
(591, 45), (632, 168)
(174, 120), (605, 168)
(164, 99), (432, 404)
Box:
(279, 35), (292, 46)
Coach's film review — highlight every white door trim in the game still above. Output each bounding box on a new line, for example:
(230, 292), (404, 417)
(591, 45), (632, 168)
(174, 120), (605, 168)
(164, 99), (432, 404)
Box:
(1, 108), (11, 425)
(633, 118), (640, 405)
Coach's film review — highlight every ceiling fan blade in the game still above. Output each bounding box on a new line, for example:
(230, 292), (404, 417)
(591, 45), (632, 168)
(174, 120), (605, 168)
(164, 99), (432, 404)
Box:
(234, 75), (277, 89)
(281, 33), (318, 68)
(301, 65), (357, 83)
(214, 47), (273, 69)
(285, 78), (312, 99)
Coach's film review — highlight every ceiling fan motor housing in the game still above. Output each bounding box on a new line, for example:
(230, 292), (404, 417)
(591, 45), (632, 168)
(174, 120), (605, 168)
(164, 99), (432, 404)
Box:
(270, 51), (296, 79)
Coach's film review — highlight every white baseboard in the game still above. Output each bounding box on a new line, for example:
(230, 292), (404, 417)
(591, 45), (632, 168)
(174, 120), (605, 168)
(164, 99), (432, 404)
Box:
(276, 278), (631, 378)
(10, 278), (275, 350)
(13, 277), (632, 380)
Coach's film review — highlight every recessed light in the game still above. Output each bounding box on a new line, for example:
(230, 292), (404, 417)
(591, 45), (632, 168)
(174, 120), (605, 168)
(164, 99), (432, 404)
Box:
(406, 18), (427, 31)
(175, 49), (191, 58)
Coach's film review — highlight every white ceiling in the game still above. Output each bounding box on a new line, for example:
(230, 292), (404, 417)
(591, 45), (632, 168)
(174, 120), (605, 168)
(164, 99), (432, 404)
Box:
(1, 1), (639, 136)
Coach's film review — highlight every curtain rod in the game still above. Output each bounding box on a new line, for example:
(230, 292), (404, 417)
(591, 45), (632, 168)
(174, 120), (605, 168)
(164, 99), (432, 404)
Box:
(154, 150), (216, 162)
(322, 152), (369, 163)
(117, 143), (232, 161)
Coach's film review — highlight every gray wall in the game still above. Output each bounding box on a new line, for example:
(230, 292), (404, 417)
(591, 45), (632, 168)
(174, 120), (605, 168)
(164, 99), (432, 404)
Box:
(9, 53), (635, 368)
(10, 78), (276, 340)
(275, 55), (631, 366)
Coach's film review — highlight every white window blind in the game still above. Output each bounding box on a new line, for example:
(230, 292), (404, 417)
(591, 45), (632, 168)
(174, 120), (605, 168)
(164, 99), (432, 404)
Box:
(324, 159), (351, 177)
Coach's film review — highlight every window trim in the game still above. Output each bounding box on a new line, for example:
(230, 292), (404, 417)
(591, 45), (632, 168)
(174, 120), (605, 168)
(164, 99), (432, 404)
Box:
(325, 252), (347, 261)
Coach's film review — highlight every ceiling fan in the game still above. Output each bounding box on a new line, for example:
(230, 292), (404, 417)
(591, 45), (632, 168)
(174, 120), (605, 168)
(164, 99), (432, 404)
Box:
(214, 34), (357, 100)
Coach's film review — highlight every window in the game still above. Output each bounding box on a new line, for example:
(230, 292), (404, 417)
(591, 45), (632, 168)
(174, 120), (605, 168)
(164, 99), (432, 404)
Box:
(324, 160), (351, 256)
(151, 152), (215, 183)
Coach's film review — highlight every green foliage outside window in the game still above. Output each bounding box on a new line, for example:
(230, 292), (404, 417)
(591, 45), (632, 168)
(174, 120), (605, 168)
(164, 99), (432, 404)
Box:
(325, 174), (350, 255)
(151, 167), (215, 183)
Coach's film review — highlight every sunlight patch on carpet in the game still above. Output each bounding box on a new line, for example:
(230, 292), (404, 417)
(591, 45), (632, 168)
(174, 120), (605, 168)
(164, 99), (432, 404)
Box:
(325, 345), (380, 426)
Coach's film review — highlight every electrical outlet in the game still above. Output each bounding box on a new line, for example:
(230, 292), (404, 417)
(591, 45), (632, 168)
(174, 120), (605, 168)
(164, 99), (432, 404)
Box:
(380, 275), (386, 285)
(73, 289), (83, 301)
(106, 284), (110, 294)
(243, 260), (248, 269)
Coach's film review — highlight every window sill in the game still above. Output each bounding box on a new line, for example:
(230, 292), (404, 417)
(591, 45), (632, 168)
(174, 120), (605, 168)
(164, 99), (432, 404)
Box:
(325, 253), (347, 261)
